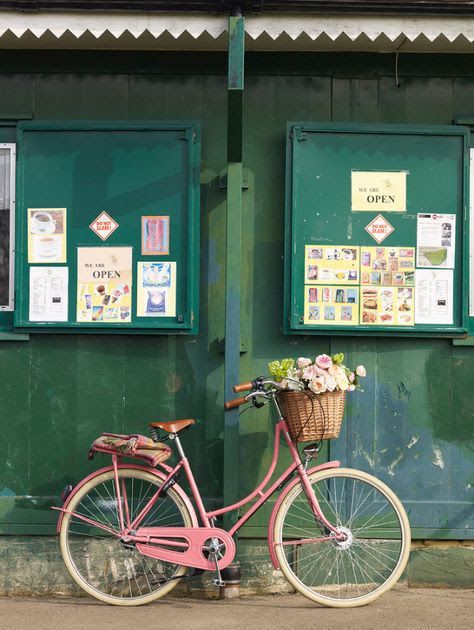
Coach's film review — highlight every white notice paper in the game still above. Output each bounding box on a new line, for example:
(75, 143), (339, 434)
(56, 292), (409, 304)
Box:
(415, 269), (453, 325)
(29, 267), (68, 322)
(416, 213), (456, 269)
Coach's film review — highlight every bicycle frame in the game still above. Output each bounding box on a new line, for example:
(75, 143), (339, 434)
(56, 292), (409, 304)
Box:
(55, 406), (343, 572)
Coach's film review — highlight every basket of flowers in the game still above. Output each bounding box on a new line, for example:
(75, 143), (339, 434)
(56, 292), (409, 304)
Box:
(268, 354), (366, 442)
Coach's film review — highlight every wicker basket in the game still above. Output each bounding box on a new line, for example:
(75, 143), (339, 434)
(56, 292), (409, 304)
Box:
(277, 389), (346, 442)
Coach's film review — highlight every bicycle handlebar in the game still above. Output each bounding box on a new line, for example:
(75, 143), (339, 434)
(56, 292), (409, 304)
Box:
(225, 377), (285, 410)
(224, 396), (248, 410)
(233, 381), (253, 393)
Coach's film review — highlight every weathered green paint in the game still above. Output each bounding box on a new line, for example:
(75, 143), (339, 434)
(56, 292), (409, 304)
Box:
(0, 51), (472, 546)
(223, 16), (245, 526)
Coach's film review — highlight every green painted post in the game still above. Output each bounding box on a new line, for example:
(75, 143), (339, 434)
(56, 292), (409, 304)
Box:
(223, 14), (244, 528)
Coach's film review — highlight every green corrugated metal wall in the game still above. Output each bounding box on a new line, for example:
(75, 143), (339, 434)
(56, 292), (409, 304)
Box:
(0, 51), (472, 538)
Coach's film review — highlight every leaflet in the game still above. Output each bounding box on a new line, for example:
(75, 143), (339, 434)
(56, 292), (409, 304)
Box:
(415, 269), (453, 325)
(416, 213), (455, 269)
(29, 266), (68, 322)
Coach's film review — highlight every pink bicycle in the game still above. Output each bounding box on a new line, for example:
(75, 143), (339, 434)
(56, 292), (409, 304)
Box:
(54, 377), (410, 607)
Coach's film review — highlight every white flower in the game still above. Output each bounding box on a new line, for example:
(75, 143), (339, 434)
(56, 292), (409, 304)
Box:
(328, 364), (344, 377)
(356, 365), (366, 377)
(335, 374), (349, 391)
(324, 374), (337, 392)
(309, 377), (327, 394)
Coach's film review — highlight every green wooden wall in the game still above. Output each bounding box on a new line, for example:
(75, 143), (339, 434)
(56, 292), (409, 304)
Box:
(0, 51), (472, 538)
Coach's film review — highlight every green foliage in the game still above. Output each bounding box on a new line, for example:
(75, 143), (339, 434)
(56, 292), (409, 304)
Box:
(268, 358), (295, 381)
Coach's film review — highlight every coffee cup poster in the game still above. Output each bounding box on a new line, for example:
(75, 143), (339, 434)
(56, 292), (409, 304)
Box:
(137, 262), (176, 317)
(28, 208), (67, 263)
(77, 247), (132, 323)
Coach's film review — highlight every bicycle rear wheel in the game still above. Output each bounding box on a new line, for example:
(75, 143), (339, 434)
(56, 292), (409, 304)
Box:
(60, 468), (193, 606)
(273, 468), (410, 608)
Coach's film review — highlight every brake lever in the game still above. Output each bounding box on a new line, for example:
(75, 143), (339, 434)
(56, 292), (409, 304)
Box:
(252, 398), (266, 409)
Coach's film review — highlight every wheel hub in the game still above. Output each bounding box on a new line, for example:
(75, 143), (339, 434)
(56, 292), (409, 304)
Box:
(331, 526), (353, 551)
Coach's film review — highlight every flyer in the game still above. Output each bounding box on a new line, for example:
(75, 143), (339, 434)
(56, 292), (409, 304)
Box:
(141, 216), (170, 255)
(304, 285), (359, 325)
(28, 208), (67, 264)
(137, 262), (176, 317)
(77, 247), (132, 323)
(351, 171), (407, 212)
(416, 213), (456, 269)
(415, 269), (453, 325)
(29, 266), (68, 322)
(360, 246), (415, 286)
(305, 245), (359, 285)
(361, 285), (414, 326)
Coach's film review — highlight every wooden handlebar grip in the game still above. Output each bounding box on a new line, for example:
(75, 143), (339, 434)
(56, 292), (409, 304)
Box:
(225, 396), (247, 410)
(233, 382), (253, 393)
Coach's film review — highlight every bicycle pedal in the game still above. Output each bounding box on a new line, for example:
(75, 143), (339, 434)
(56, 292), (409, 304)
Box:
(212, 578), (225, 587)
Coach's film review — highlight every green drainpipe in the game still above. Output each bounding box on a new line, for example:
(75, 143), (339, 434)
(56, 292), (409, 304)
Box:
(223, 12), (244, 529)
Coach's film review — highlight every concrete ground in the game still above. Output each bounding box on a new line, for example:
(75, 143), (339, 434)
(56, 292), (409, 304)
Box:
(0, 587), (472, 630)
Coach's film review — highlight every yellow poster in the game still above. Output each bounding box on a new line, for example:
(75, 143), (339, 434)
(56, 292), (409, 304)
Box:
(351, 171), (407, 212)
(137, 262), (176, 317)
(305, 245), (359, 285)
(361, 286), (414, 326)
(28, 208), (67, 263)
(304, 285), (359, 325)
(360, 246), (415, 286)
(76, 247), (132, 323)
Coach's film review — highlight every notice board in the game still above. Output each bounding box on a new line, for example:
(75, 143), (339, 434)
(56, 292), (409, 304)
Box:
(284, 123), (470, 336)
(15, 122), (200, 333)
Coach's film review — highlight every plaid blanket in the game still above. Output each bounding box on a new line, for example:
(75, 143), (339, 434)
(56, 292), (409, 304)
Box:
(90, 432), (172, 467)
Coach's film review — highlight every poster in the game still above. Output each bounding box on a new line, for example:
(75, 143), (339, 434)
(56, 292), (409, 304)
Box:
(141, 216), (170, 255)
(137, 262), (176, 317)
(360, 246), (415, 286)
(361, 286), (414, 326)
(77, 247), (132, 323)
(304, 285), (359, 325)
(28, 208), (67, 263)
(416, 213), (456, 269)
(305, 245), (359, 284)
(415, 269), (453, 325)
(351, 171), (407, 212)
(29, 267), (68, 322)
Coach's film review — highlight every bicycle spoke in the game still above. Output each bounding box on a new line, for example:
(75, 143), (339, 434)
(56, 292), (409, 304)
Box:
(61, 469), (192, 605)
(274, 469), (409, 605)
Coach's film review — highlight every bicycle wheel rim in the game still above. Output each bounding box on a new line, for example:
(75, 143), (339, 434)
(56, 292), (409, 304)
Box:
(274, 468), (410, 607)
(60, 468), (192, 606)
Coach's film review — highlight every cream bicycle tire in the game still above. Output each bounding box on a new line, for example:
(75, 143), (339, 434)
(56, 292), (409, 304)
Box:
(60, 467), (193, 606)
(273, 467), (411, 608)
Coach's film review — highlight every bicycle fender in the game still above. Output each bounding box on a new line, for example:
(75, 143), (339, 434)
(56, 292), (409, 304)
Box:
(267, 460), (341, 570)
(54, 463), (199, 533)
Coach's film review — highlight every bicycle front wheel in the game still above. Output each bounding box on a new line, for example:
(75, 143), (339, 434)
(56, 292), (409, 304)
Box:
(60, 468), (194, 606)
(273, 468), (410, 608)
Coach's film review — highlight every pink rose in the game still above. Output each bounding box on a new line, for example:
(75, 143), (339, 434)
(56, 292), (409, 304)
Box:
(315, 354), (332, 370)
(302, 365), (319, 381)
(315, 366), (328, 376)
(308, 377), (327, 394)
(349, 372), (355, 383)
(356, 365), (366, 377)
(297, 357), (312, 369)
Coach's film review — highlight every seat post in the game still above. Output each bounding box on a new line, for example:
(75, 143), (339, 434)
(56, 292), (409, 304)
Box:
(173, 434), (186, 459)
